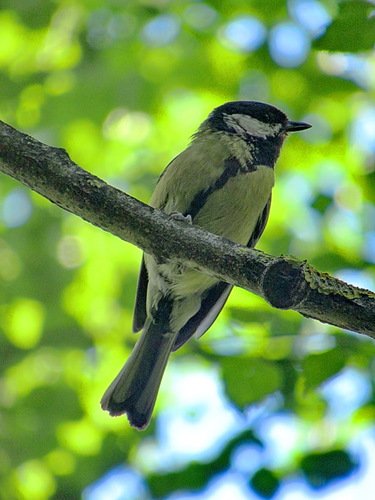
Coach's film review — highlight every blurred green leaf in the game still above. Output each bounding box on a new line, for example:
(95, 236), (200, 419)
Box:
(300, 449), (358, 488)
(147, 429), (262, 497)
(250, 467), (280, 499)
(311, 193), (333, 214)
(302, 348), (347, 390)
(314, 1), (375, 52)
(361, 170), (375, 203)
(221, 357), (283, 408)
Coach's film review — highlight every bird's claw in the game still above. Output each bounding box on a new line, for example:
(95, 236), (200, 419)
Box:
(170, 212), (192, 224)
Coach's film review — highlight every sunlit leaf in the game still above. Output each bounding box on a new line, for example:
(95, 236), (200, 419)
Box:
(12, 459), (56, 499)
(3, 298), (45, 349)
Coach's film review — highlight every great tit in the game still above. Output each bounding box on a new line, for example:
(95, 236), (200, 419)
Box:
(101, 101), (311, 429)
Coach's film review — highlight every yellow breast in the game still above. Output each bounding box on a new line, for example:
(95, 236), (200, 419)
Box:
(194, 165), (274, 245)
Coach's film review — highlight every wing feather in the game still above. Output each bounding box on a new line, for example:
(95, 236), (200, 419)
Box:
(172, 282), (232, 351)
(132, 257), (148, 333)
(172, 195), (272, 350)
(247, 196), (271, 248)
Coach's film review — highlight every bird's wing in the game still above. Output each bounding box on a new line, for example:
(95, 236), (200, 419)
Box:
(172, 281), (233, 351)
(132, 256), (148, 333)
(172, 195), (272, 350)
(246, 195), (271, 248)
(131, 155), (181, 334)
(132, 148), (224, 335)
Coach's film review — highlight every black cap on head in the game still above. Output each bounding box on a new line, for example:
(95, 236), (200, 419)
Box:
(208, 101), (311, 134)
(209, 101), (288, 127)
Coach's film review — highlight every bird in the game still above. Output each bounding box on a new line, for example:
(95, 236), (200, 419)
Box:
(100, 100), (311, 429)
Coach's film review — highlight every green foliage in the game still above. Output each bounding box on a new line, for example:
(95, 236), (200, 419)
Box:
(221, 357), (283, 408)
(147, 430), (261, 497)
(314, 1), (375, 52)
(250, 468), (280, 499)
(300, 449), (358, 489)
(302, 348), (347, 390)
(0, 0), (374, 499)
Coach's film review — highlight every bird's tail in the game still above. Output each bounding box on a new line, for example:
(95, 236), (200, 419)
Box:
(100, 318), (177, 430)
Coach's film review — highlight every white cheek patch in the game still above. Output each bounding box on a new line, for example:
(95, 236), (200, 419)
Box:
(223, 113), (282, 138)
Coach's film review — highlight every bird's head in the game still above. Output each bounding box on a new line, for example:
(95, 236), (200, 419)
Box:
(206, 101), (311, 140)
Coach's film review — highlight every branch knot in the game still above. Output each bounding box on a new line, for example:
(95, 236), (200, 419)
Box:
(262, 258), (308, 309)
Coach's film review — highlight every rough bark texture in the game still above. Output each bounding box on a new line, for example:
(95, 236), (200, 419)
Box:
(1, 120), (374, 338)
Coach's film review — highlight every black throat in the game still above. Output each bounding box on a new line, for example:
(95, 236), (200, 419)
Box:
(245, 133), (284, 169)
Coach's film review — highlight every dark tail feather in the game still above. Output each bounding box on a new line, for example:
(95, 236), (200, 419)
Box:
(100, 319), (177, 430)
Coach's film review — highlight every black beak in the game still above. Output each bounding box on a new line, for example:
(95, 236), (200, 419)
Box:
(286, 120), (312, 132)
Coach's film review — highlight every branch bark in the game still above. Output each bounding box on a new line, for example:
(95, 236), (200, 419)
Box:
(0, 120), (374, 338)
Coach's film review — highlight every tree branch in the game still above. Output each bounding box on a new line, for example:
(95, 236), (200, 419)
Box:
(0, 120), (374, 338)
